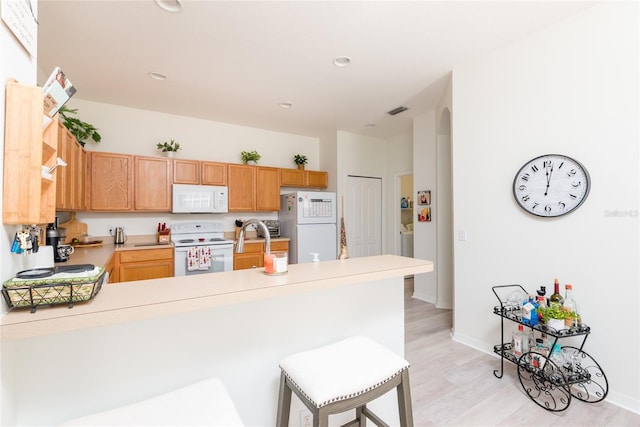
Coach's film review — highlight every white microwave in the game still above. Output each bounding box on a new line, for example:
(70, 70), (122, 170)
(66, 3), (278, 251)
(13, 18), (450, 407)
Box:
(172, 184), (228, 213)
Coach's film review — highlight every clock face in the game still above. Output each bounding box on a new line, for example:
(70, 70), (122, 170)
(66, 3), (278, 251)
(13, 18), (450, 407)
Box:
(513, 154), (590, 217)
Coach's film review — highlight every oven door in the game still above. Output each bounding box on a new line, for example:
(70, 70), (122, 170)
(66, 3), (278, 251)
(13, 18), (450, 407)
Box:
(174, 245), (233, 276)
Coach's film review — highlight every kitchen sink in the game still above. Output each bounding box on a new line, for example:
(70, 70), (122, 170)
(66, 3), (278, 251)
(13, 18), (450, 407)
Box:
(133, 242), (172, 247)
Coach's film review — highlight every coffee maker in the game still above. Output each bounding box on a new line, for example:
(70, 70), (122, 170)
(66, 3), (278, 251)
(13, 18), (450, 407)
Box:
(46, 217), (65, 262)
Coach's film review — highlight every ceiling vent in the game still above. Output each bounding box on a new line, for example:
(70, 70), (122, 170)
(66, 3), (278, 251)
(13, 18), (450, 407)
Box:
(387, 106), (408, 116)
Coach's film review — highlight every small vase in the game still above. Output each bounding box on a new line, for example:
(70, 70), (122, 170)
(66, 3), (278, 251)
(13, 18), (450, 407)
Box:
(547, 318), (565, 332)
(297, 164), (305, 170)
(164, 151), (175, 158)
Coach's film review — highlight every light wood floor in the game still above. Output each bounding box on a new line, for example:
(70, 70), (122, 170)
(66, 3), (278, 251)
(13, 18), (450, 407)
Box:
(403, 278), (640, 426)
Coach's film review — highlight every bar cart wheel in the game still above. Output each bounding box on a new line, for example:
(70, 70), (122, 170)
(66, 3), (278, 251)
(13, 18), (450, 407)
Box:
(560, 346), (609, 403)
(517, 352), (571, 412)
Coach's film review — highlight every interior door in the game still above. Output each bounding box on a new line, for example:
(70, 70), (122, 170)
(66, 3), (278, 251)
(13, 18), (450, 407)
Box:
(345, 176), (382, 258)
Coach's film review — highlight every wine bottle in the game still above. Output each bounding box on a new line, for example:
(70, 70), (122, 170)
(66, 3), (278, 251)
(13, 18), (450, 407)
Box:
(549, 278), (564, 308)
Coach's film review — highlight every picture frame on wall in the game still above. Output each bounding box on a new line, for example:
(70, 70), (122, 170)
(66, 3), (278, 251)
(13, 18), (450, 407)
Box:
(418, 190), (431, 205)
(418, 207), (431, 222)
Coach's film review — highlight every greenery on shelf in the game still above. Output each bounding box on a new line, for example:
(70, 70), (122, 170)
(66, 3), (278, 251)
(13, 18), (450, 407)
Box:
(241, 150), (261, 164)
(59, 106), (102, 147)
(294, 154), (308, 165)
(156, 139), (181, 152)
(538, 306), (577, 323)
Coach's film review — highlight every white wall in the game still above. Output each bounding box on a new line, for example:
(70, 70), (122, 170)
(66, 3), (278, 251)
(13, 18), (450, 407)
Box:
(1, 1), (39, 422)
(451, 2), (639, 412)
(412, 111), (437, 303)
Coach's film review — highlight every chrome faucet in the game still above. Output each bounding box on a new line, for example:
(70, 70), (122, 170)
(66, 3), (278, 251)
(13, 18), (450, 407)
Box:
(235, 219), (271, 255)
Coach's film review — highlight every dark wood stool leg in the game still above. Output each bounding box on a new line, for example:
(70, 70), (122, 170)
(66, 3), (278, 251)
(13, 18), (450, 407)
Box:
(276, 372), (292, 427)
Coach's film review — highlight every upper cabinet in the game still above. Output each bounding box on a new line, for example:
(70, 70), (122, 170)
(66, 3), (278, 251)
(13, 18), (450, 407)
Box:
(174, 159), (227, 186)
(134, 156), (172, 211)
(56, 122), (87, 211)
(227, 165), (280, 211)
(3, 81), (58, 224)
(89, 152), (133, 211)
(280, 168), (328, 189)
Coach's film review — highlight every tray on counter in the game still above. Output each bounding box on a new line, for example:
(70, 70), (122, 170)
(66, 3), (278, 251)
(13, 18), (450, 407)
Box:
(2, 267), (106, 313)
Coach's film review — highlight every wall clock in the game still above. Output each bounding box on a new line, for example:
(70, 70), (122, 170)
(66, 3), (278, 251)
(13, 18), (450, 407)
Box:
(513, 154), (590, 217)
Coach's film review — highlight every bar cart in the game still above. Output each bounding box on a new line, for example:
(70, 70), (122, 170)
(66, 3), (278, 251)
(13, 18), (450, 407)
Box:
(492, 285), (608, 412)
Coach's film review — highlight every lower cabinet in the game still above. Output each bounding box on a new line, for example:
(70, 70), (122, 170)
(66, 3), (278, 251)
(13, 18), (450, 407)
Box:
(111, 247), (175, 283)
(233, 240), (289, 270)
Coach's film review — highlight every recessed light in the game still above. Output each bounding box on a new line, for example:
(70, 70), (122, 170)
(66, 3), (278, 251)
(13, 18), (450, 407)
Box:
(149, 72), (168, 81)
(154, 0), (183, 13)
(279, 102), (293, 109)
(333, 56), (352, 67)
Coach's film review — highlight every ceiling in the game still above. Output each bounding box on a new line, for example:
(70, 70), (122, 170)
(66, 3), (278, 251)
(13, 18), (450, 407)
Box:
(37, 1), (596, 139)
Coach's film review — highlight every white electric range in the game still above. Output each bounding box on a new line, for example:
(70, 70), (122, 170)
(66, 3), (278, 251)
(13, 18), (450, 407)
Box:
(170, 222), (234, 276)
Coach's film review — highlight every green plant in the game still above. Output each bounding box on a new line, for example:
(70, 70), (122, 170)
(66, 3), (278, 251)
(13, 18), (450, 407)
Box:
(241, 150), (261, 164)
(156, 139), (181, 152)
(59, 106), (102, 147)
(294, 154), (308, 165)
(539, 306), (577, 323)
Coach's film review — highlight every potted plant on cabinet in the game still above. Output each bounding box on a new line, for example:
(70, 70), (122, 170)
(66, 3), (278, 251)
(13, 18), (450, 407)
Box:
(294, 154), (308, 170)
(59, 106), (102, 147)
(241, 150), (261, 165)
(156, 139), (181, 157)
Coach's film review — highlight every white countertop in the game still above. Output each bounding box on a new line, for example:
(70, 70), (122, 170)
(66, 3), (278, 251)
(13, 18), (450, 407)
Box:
(1, 255), (431, 341)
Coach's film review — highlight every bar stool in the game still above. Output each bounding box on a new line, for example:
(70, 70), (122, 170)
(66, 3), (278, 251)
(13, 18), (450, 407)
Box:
(276, 336), (413, 427)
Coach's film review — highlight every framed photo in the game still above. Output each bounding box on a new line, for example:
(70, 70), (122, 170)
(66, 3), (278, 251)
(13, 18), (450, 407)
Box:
(418, 207), (431, 222)
(417, 190), (431, 206)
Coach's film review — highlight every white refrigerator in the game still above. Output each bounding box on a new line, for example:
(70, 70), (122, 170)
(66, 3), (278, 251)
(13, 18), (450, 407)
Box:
(279, 191), (337, 264)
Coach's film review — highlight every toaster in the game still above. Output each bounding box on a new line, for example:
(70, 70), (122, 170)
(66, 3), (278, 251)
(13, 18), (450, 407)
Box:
(257, 220), (280, 238)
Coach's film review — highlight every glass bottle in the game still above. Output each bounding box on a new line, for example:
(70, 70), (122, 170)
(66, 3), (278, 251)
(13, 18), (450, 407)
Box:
(562, 284), (579, 327)
(512, 325), (524, 358)
(522, 294), (539, 326)
(549, 278), (564, 308)
(536, 295), (547, 323)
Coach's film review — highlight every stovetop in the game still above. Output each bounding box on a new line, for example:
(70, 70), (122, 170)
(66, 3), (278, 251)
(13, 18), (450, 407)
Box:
(170, 222), (233, 247)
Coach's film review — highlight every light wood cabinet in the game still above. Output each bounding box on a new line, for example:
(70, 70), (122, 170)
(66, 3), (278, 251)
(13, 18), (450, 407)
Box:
(228, 164), (256, 211)
(256, 166), (281, 211)
(280, 168), (328, 189)
(89, 152), (133, 211)
(116, 247), (174, 283)
(173, 159), (199, 184)
(228, 164), (280, 212)
(233, 240), (289, 270)
(134, 156), (172, 211)
(233, 241), (263, 270)
(104, 253), (119, 283)
(174, 160), (227, 186)
(201, 161), (227, 185)
(56, 123), (86, 211)
(307, 171), (328, 188)
(3, 81), (58, 224)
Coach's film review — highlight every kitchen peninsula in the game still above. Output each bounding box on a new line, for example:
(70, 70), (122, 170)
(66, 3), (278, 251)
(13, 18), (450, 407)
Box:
(1, 255), (431, 425)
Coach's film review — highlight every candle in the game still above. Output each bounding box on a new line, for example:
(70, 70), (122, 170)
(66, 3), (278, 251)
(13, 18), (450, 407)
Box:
(264, 254), (275, 274)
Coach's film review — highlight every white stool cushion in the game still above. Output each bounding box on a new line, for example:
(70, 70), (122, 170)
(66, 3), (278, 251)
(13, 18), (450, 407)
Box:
(59, 378), (244, 426)
(279, 336), (410, 408)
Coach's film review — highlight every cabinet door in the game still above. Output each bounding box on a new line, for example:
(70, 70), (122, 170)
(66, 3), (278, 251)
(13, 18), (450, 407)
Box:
(104, 253), (119, 284)
(307, 171), (328, 188)
(3, 82), (57, 224)
(233, 241), (263, 270)
(228, 164), (256, 211)
(134, 156), (172, 211)
(280, 168), (307, 187)
(89, 152), (133, 211)
(270, 240), (289, 254)
(55, 123), (71, 210)
(201, 161), (227, 185)
(256, 166), (280, 211)
(118, 248), (174, 282)
(173, 159), (199, 184)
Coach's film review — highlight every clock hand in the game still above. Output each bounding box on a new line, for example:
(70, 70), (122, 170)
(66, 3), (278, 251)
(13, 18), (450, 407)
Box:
(544, 164), (554, 196)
